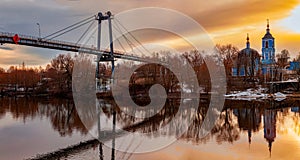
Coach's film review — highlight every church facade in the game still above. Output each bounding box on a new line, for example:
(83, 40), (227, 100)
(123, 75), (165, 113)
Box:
(261, 20), (276, 75)
(232, 20), (276, 77)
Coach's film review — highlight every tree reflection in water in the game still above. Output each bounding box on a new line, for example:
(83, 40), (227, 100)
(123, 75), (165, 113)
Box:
(0, 97), (88, 136)
(1, 97), (300, 159)
(92, 98), (300, 159)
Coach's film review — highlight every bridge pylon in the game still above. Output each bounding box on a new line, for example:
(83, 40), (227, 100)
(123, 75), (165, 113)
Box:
(95, 11), (115, 91)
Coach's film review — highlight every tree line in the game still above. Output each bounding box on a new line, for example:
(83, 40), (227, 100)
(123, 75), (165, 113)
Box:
(2, 44), (298, 97)
(0, 54), (74, 97)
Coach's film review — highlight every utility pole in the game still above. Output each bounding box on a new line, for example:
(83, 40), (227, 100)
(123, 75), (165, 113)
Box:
(36, 23), (41, 38)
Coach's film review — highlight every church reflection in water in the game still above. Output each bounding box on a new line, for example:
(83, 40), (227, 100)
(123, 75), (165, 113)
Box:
(233, 105), (277, 156)
(1, 97), (300, 159)
(94, 98), (300, 159)
(264, 109), (276, 156)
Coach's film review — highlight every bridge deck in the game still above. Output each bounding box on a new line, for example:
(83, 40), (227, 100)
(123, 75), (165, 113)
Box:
(0, 32), (152, 62)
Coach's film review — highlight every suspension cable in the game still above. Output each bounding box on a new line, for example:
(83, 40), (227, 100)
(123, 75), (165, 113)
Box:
(48, 19), (94, 40)
(112, 24), (134, 51)
(76, 20), (96, 45)
(43, 15), (95, 39)
(114, 18), (152, 55)
(114, 23), (144, 56)
(113, 32), (127, 53)
(113, 22), (146, 55)
(114, 19), (139, 50)
(85, 29), (97, 48)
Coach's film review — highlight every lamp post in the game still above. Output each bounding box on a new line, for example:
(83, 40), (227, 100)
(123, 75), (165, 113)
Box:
(36, 23), (41, 38)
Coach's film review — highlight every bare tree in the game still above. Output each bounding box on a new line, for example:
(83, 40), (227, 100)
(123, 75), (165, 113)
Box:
(277, 49), (290, 67)
(276, 49), (290, 81)
(216, 44), (239, 76)
(0, 67), (5, 73)
(292, 52), (300, 91)
(182, 50), (205, 92)
(49, 54), (74, 94)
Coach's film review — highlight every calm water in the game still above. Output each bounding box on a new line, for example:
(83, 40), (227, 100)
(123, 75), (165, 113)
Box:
(0, 97), (91, 160)
(1, 97), (300, 160)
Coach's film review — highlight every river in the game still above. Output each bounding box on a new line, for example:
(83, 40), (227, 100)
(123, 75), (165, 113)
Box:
(1, 97), (300, 160)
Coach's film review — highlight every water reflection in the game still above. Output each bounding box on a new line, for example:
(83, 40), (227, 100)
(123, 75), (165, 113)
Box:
(233, 104), (262, 146)
(264, 109), (276, 156)
(0, 97), (90, 160)
(0, 97), (87, 136)
(1, 97), (300, 159)
(91, 98), (300, 160)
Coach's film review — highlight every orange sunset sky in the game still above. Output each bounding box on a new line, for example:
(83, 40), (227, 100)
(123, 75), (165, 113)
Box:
(1, 0), (300, 69)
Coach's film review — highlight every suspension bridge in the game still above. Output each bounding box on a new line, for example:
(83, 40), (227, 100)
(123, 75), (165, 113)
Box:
(0, 11), (159, 73)
(0, 31), (147, 62)
(0, 12), (169, 159)
(0, 11), (161, 160)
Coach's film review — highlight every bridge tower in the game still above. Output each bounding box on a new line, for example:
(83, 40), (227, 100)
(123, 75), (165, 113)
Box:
(95, 11), (115, 90)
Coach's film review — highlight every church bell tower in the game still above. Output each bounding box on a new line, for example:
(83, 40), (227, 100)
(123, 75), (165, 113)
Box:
(261, 19), (275, 75)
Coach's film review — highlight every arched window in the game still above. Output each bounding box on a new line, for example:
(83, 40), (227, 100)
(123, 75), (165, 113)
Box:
(265, 41), (269, 48)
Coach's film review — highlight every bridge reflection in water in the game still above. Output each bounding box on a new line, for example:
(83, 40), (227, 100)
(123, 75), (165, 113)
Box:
(1, 97), (300, 159)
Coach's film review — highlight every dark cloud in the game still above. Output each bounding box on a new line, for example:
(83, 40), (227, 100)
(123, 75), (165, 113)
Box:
(0, 0), (93, 41)
(0, 0), (90, 67)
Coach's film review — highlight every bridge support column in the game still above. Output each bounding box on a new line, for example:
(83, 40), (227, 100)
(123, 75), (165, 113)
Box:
(96, 11), (115, 91)
(96, 12), (103, 90)
(107, 11), (115, 74)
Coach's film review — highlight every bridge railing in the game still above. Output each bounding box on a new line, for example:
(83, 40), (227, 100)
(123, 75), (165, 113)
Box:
(0, 31), (165, 63)
(0, 32), (128, 53)
(0, 31), (92, 49)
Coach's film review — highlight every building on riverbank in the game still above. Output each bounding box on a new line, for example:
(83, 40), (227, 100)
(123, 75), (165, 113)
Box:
(232, 20), (274, 79)
(232, 20), (300, 83)
(232, 34), (260, 78)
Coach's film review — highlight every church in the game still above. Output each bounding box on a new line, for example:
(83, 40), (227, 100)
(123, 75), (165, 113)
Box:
(232, 20), (276, 77)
